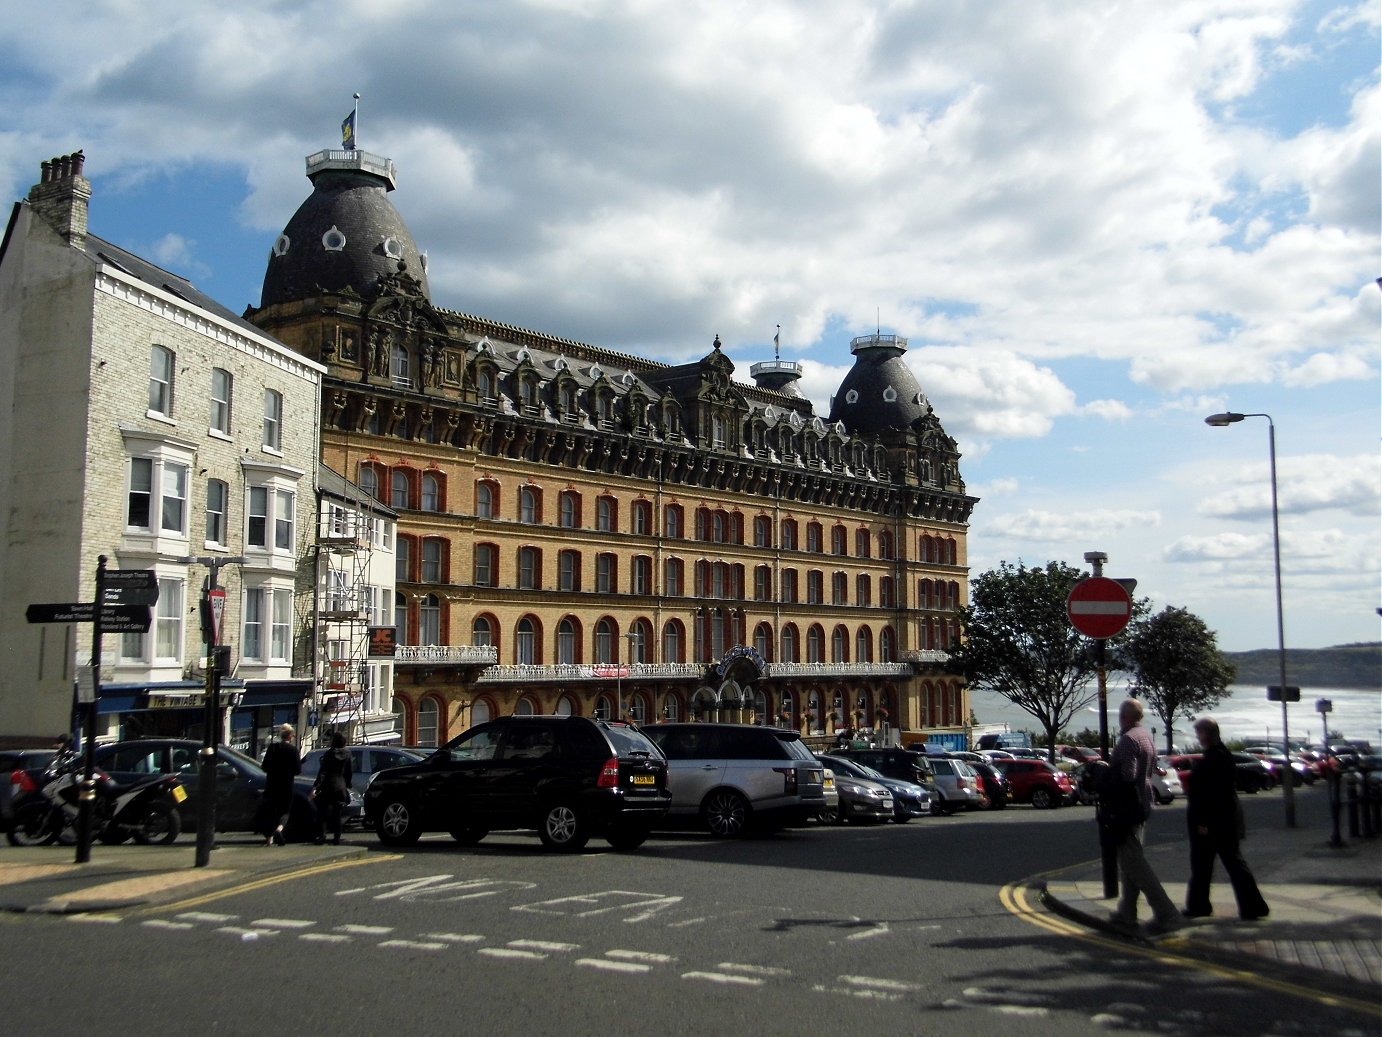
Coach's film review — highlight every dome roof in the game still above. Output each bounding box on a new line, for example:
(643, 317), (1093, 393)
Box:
(260, 149), (429, 307)
(827, 333), (930, 435)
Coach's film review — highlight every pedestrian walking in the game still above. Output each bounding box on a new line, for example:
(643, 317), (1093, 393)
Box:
(312, 732), (353, 845)
(1183, 717), (1270, 920)
(259, 723), (301, 846)
(1105, 698), (1181, 933)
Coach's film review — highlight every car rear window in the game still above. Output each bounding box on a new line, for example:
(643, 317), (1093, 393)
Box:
(600, 722), (660, 757)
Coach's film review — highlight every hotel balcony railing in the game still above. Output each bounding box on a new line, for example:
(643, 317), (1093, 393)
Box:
(394, 645), (499, 664)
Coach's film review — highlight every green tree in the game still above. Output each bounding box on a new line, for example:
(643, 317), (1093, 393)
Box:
(947, 560), (1101, 761)
(1121, 606), (1235, 754)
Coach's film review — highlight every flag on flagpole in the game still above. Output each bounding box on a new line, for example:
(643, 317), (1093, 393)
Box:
(341, 110), (357, 150)
(773, 325), (780, 359)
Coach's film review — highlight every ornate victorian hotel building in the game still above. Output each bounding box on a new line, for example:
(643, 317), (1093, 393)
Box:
(247, 144), (978, 748)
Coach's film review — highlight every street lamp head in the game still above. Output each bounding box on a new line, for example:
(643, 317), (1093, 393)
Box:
(1204, 412), (1245, 427)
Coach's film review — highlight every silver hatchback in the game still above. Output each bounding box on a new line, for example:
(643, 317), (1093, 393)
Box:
(642, 724), (827, 837)
(926, 756), (984, 814)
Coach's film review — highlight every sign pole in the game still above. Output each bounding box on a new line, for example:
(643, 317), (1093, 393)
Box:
(186, 556), (241, 867)
(74, 557), (110, 864)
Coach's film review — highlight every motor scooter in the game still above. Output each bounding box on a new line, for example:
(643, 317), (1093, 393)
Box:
(6, 750), (186, 846)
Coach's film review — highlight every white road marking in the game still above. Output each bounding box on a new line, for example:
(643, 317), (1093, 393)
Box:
(299, 933), (352, 944)
(176, 912), (237, 924)
(811, 984), (903, 1002)
(141, 919), (195, 930)
(478, 948), (547, 961)
(422, 932), (485, 943)
(513, 891), (682, 922)
(379, 939), (447, 951)
(716, 962), (791, 978)
(576, 958), (652, 974)
(508, 939), (579, 953)
(840, 975), (921, 992)
(606, 949), (676, 964)
(68, 914), (120, 924)
(336, 875), (536, 902)
(217, 926), (278, 937)
(252, 917), (315, 929)
(336, 924), (393, 935)
(845, 923), (891, 941)
(682, 971), (765, 987)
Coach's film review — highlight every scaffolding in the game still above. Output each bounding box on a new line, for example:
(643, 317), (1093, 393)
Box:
(314, 491), (377, 748)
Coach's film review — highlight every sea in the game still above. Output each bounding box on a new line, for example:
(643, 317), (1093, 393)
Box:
(970, 683), (1381, 753)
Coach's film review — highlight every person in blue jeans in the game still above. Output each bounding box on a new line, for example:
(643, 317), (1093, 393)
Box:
(1183, 717), (1269, 920)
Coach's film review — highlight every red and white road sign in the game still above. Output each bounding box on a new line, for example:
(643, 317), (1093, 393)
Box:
(1067, 577), (1132, 639)
(207, 588), (227, 644)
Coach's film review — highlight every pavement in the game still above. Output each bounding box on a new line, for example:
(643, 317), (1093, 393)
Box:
(1038, 789), (1382, 1007)
(0, 795), (1378, 1009)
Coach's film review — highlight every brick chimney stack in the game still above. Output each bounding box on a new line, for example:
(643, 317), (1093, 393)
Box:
(28, 150), (92, 249)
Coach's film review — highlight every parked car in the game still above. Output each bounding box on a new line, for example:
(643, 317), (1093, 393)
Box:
(92, 739), (319, 840)
(817, 754), (929, 822)
(967, 759), (1011, 810)
(830, 746), (934, 789)
(364, 716), (670, 851)
(2, 749), (57, 832)
(641, 724), (826, 837)
(1152, 757), (1183, 804)
(1057, 744), (1100, 767)
(302, 744), (425, 795)
(817, 768), (840, 822)
(828, 772), (895, 824)
(923, 756), (985, 814)
(1169, 753), (1272, 794)
(991, 758), (1074, 808)
(1241, 747), (1315, 786)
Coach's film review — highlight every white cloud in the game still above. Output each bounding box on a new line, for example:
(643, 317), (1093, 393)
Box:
(983, 508), (1162, 544)
(1199, 453), (1381, 519)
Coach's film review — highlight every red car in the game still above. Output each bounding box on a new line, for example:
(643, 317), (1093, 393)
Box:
(991, 758), (1074, 809)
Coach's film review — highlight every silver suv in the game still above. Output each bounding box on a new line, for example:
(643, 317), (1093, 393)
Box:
(642, 724), (827, 837)
(926, 756), (984, 814)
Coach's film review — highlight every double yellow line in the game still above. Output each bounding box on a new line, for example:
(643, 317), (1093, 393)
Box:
(999, 876), (1381, 1019)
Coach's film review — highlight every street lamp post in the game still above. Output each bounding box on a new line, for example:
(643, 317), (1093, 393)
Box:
(620, 631), (641, 722)
(1204, 411), (1296, 828)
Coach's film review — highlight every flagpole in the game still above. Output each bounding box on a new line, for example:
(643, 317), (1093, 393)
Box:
(353, 92), (361, 148)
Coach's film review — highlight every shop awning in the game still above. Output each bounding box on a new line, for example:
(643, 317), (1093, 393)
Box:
(238, 680), (313, 708)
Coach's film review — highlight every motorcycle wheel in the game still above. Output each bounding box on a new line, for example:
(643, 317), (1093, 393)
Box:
(131, 801), (182, 845)
(6, 802), (59, 846)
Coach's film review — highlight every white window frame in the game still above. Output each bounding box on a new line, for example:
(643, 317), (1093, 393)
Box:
(262, 389), (283, 452)
(149, 345), (175, 418)
(209, 368), (233, 436)
(205, 478), (229, 547)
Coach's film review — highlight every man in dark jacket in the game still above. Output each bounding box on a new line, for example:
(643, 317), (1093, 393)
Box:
(260, 724), (301, 845)
(313, 732), (354, 845)
(1184, 717), (1269, 920)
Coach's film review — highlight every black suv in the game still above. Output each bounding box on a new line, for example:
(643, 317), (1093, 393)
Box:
(363, 716), (671, 852)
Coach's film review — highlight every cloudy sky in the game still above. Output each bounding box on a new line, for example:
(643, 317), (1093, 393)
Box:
(3, 0), (1377, 655)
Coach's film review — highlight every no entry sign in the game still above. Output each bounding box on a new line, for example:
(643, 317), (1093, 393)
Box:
(1067, 577), (1132, 639)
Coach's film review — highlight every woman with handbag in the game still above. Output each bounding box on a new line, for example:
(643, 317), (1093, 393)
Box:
(312, 732), (354, 845)
(1184, 717), (1269, 920)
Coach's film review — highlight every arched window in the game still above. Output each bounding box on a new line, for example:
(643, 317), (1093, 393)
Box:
(664, 504), (683, 539)
(807, 624), (825, 663)
(832, 572), (848, 605)
(806, 522), (823, 553)
(358, 464), (380, 502)
(597, 496), (617, 533)
(754, 565), (772, 602)
(664, 557), (683, 596)
(149, 345), (175, 416)
(391, 470), (410, 509)
(855, 626), (873, 663)
(518, 547), (541, 589)
(878, 530), (894, 560)
(754, 623), (773, 661)
(421, 472), (442, 512)
(855, 528), (871, 558)
(555, 695), (577, 717)
(880, 576), (895, 608)
(629, 619), (653, 662)
(474, 543), (496, 587)
(421, 538), (445, 582)
(391, 344), (411, 387)
(781, 625), (799, 663)
(476, 368), (495, 400)
(519, 486), (540, 523)
(395, 536), (412, 583)
(856, 574), (871, 607)
(918, 579), (933, 609)
(780, 519), (798, 551)
(558, 549), (580, 592)
(394, 592), (409, 643)
(557, 618), (579, 664)
(559, 490), (580, 528)
(880, 627), (896, 663)
(662, 620), (684, 663)
(472, 615), (493, 646)
(417, 698), (440, 747)
(831, 525), (848, 555)
(594, 619), (615, 663)
(632, 500), (652, 535)
(516, 617), (539, 664)
(419, 594), (442, 645)
(832, 625), (849, 663)
(471, 699), (493, 725)
(754, 515), (772, 548)
(515, 696), (536, 716)
(476, 481), (495, 519)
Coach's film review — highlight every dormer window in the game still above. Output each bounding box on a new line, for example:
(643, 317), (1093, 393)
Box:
(845, 389), (859, 404)
(382, 235), (403, 259)
(272, 235), (290, 257)
(883, 385), (898, 403)
(322, 226), (347, 252)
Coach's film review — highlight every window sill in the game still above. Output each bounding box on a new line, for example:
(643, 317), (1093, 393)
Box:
(207, 428), (233, 442)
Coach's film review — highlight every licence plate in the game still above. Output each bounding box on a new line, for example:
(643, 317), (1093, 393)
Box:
(171, 784), (188, 803)
(630, 774), (655, 786)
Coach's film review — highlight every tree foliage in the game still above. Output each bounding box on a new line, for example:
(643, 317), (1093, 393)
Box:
(1121, 605), (1235, 753)
(947, 560), (1103, 759)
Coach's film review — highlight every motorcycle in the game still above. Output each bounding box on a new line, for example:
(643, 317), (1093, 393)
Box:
(6, 750), (186, 846)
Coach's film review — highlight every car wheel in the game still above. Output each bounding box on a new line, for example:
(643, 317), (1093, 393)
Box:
(538, 802), (589, 851)
(5, 802), (58, 846)
(702, 790), (750, 838)
(448, 823), (487, 846)
(1030, 787), (1055, 810)
(605, 823), (652, 851)
(375, 798), (422, 846)
(816, 806), (838, 824)
(131, 801), (181, 845)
